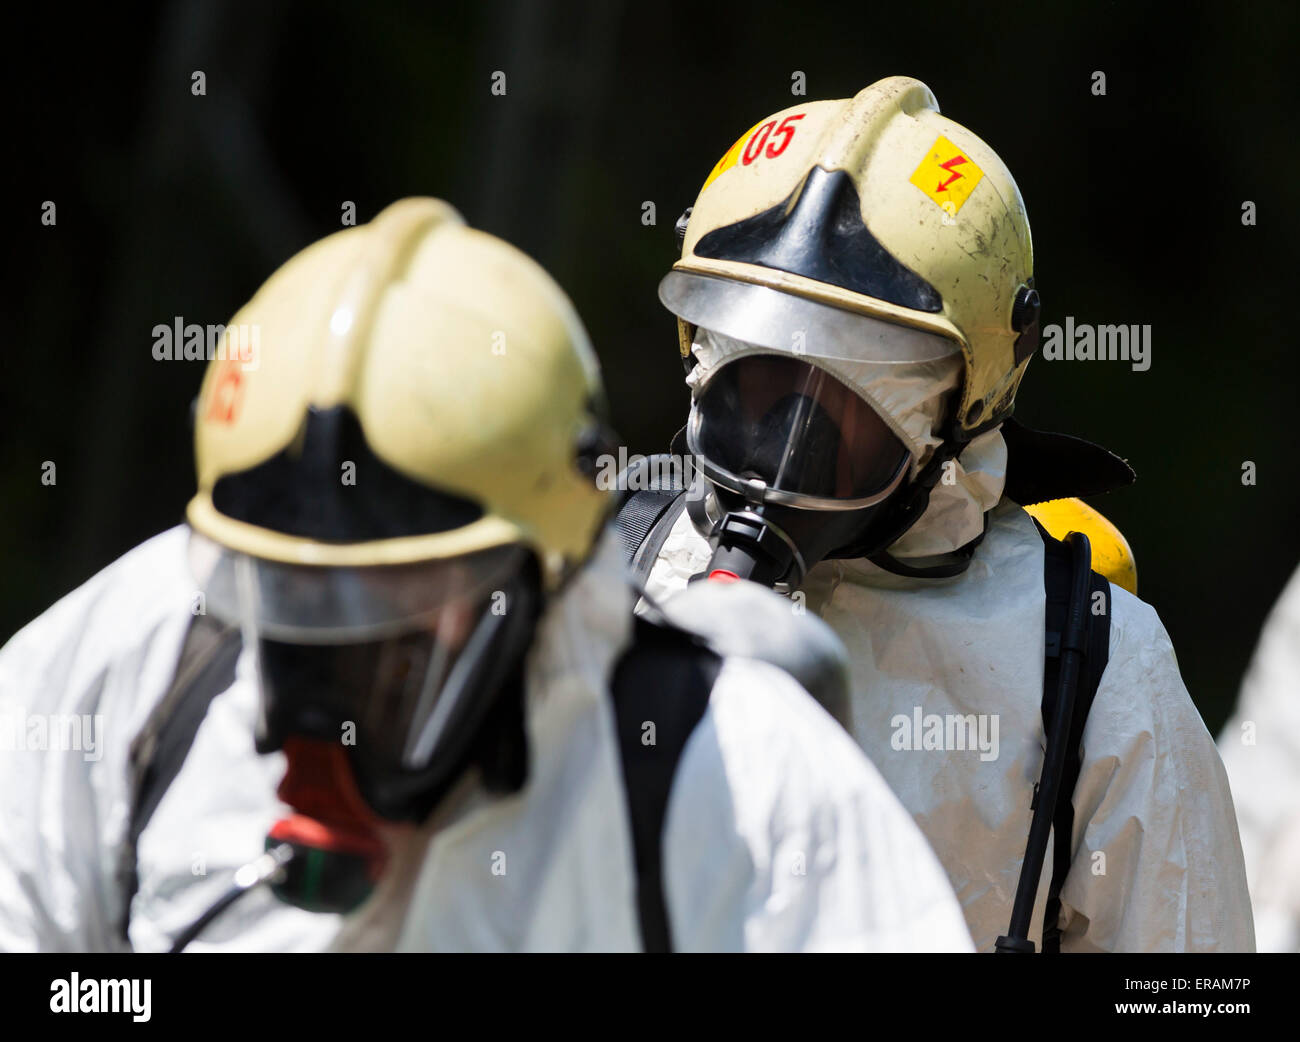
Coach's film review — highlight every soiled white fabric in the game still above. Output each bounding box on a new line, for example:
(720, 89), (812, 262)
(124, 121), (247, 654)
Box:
(887, 428), (1006, 559)
(1218, 564), (1300, 952)
(0, 526), (972, 952)
(645, 498), (1255, 952)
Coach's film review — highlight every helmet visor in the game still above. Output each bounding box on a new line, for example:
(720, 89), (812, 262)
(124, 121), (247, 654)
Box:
(189, 530), (535, 795)
(252, 593), (522, 774)
(190, 530), (525, 644)
(689, 354), (910, 507)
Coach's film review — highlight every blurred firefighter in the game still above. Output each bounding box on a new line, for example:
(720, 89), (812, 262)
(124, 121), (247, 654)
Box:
(1219, 564), (1300, 952)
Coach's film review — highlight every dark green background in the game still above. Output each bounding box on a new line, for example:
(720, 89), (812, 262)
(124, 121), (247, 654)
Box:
(6, 0), (1298, 731)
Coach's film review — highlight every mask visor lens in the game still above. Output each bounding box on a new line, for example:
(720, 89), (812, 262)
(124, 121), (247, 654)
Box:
(693, 355), (909, 501)
(189, 531), (532, 778)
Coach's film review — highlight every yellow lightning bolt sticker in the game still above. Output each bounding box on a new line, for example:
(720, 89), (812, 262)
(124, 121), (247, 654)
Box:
(909, 135), (984, 215)
(701, 120), (766, 191)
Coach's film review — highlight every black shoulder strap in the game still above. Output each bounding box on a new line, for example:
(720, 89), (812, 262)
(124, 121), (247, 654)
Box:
(612, 452), (692, 585)
(117, 612), (242, 940)
(1036, 523), (1111, 952)
(615, 488), (687, 585)
(614, 487), (678, 559)
(609, 615), (720, 953)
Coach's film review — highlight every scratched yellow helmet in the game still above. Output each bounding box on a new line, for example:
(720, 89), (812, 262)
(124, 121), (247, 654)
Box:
(183, 198), (613, 833)
(660, 78), (1135, 588)
(663, 75), (1039, 442)
(656, 77), (1043, 584)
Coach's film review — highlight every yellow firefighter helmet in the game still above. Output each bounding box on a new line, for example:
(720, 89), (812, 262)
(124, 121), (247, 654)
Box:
(186, 197), (611, 587)
(662, 75), (1039, 440)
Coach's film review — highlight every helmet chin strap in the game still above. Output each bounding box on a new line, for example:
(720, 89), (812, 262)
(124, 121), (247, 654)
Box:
(867, 514), (990, 580)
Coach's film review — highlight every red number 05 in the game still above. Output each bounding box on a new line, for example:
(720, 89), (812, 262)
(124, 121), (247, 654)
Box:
(742, 114), (805, 166)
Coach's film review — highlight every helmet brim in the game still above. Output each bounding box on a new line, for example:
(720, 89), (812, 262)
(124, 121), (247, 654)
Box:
(659, 269), (961, 365)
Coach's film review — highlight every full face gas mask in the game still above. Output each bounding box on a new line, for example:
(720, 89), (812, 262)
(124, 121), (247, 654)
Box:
(191, 532), (540, 911)
(688, 353), (911, 586)
(684, 327), (963, 589)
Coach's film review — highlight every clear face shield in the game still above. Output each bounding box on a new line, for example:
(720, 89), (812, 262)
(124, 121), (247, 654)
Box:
(189, 531), (539, 822)
(687, 353), (911, 510)
(675, 293), (968, 587)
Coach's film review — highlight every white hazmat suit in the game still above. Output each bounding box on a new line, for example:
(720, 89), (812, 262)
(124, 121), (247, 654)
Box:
(642, 330), (1254, 952)
(0, 526), (973, 952)
(1218, 563), (1300, 952)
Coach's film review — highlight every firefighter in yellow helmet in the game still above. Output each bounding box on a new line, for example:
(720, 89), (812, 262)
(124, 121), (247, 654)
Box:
(618, 77), (1253, 952)
(0, 198), (972, 952)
